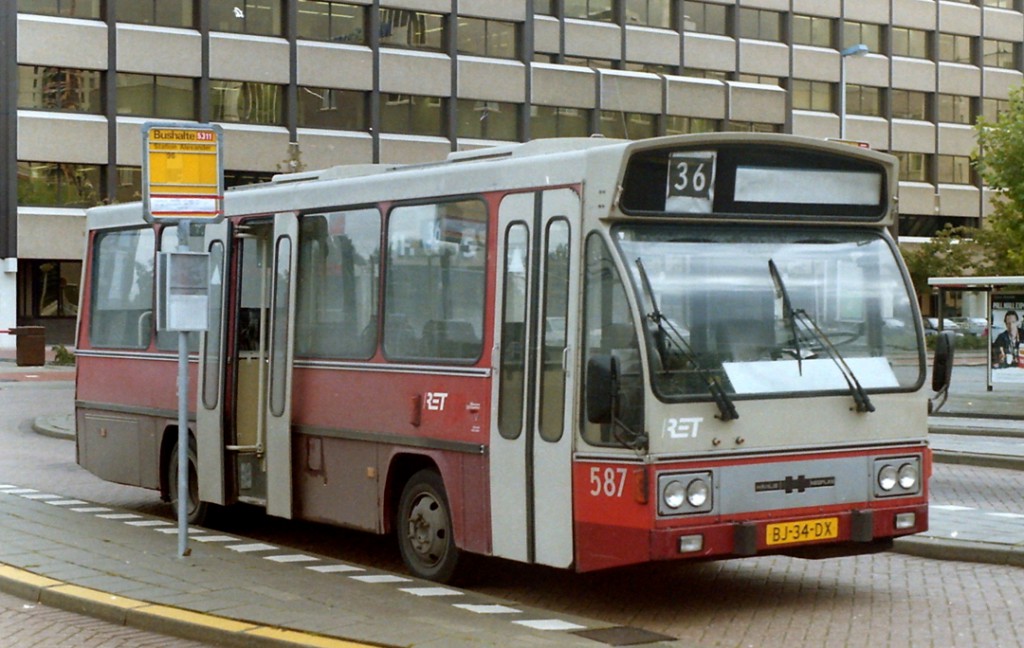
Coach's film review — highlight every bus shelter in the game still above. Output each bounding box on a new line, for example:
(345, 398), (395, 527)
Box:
(928, 276), (1024, 391)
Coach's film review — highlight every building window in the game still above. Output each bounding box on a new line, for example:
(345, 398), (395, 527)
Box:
(682, 1), (727, 35)
(600, 111), (657, 139)
(21, 261), (80, 319)
(457, 100), (520, 141)
(17, 0), (101, 19)
(625, 62), (678, 74)
(379, 9), (445, 51)
(983, 0), (1013, 7)
(531, 105), (591, 138)
(894, 152), (929, 182)
(625, 0), (673, 28)
(939, 33), (975, 64)
(793, 15), (835, 48)
(938, 94), (973, 124)
(384, 200), (488, 362)
(982, 97), (1011, 121)
(115, 0), (194, 28)
(937, 155), (972, 184)
(297, 1), (366, 44)
(534, 0), (555, 16)
(737, 74), (780, 86)
(457, 17), (518, 59)
(18, 162), (103, 208)
(210, 80), (284, 125)
(843, 21), (883, 53)
(209, 0), (282, 36)
(726, 121), (781, 133)
(116, 74), (195, 120)
(297, 87), (367, 131)
(381, 94), (446, 136)
(684, 68), (729, 81)
(665, 115), (718, 134)
(847, 84), (882, 117)
(564, 0), (614, 22)
(564, 56), (617, 69)
(984, 39), (1017, 69)
(891, 89), (929, 121)
(18, 66), (103, 114)
(738, 8), (781, 42)
(891, 27), (929, 59)
(792, 79), (833, 112)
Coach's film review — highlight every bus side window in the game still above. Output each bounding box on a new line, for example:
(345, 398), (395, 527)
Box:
(89, 228), (156, 350)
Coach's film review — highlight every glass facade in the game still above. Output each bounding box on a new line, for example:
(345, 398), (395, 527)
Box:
(939, 33), (975, 64)
(599, 111), (657, 139)
(18, 66), (102, 113)
(297, 1), (366, 43)
(892, 89), (929, 121)
(682, 1), (727, 35)
(531, 105), (591, 138)
(115, 0), (194, 27)
(456, 100), (520, 141)
(17, 162), (103, 208)
(847, 85), (882, 117)
(18, 0), (101, 19)
(793, 15), (835, 48)
(379, 9), (445, 51)
(210, 80), (285, 125)
(565, 0), (614, 22)
(380, 94), (445, 136)
(297, 87), (367, 131)
(738, 8), (782, 41)
(209, 0), (283, 36)
(117, 73), (195, 119)
(792, 79), (833, 112)
(458, 17), (518, 59)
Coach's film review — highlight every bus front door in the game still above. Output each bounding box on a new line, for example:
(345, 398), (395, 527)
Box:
(490, 189), (580, 568)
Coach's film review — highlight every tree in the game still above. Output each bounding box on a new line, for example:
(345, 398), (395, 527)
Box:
(901, 223), (977, 294)
(974, 84), (1024, 274)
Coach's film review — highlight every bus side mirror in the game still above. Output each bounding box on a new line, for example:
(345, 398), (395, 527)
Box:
(932, 330), (955, 392)
(586, 354), (619, 424)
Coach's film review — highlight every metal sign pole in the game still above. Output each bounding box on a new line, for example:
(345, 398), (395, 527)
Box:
(177, 224), (190, 557)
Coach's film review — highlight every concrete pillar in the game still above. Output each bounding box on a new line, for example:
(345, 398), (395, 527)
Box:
(0, 259), (16, 350)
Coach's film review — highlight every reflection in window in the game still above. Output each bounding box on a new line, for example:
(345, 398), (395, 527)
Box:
(209, 0), (283, 36)
(600, 111), (657, 139)
(563, 56), (617, 69)
(939, 33), (974, 64)
(984, 39), (1016, 69)
(665, 115), (718, 134)
(843, 21), (882, 53)
(27, 261), (81, 319)
(18, 162), (103, 208)
(847, 85), (882, 117)
(457, 99), (520, 141)
(18, 66), (102, 113)
(385, 200), (488, 362)
(539, 220), (571, 443)
(117, 74), (195, 119)
(894, 152), (929, 182)
(380, 94), (445, 136)
(531, 105), (591, 138)
(682, 1), (727, 35)
(210, 80), (284, 125)
(738, 8), (782, 42)
(792, 79), (833, 112)
(458, 17), (518, 59)
(725, 121), (781, 133)
(937, 155), (972, 184)
(892, 89), (928, 121)
(938, 94), (972, 124)
(625, 0), (673, 28)
(982, 97), (1010, 122)
(793, 15), (835, 48)
(534, 0), (554, 16)
(18, 0), (101, 18)
(297, 1), (366, 43)
(379, 9), (445, 51)
(115, 0), (193, 27)
(498, 222), (529, 440)
(891, 27), (929, 58)
(90, 228), (156, 349)
(297, 87), (367, 131)
(565, 0), (614, 21)
(296, 209), (381, 359)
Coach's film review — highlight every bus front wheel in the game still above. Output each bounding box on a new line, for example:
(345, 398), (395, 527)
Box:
(397, 469), (460, 583)
(167, 439), (208, 526)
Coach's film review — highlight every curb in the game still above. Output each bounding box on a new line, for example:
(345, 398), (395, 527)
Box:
(31, 415), (75, 441)
(931, 450), (1024, 471)
(892, 536), (1024, 568)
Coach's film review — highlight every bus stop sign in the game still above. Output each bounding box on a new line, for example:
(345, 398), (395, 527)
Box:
(142, 123), (224, 224)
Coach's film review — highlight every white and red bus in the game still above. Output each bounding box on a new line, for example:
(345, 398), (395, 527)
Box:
(76, 133), (945, 582)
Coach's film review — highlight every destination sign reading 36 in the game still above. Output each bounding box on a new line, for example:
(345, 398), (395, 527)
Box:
(142, 123), (224, 224)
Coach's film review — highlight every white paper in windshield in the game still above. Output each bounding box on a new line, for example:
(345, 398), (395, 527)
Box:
(734, 167), (881, 206)
(723, 357), (899, 395)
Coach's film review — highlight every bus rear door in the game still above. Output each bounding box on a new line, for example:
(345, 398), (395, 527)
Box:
(490, 188), (580, 568)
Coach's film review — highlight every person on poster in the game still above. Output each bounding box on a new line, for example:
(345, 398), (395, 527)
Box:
(992, 310), (1022, 369)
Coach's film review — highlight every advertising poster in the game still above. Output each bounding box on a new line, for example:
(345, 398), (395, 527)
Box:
(991, 294), (1024, 384)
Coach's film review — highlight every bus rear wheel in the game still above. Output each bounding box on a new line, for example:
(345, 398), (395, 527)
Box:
(397, 470), (460, 583)
(167, 439), (208, 526)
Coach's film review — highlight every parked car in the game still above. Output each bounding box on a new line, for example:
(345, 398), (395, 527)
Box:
(923, 317), (963, 337)
(951, 317), (989, 337)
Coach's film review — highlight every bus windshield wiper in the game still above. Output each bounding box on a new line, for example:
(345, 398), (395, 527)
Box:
(635, 258), (738, 422)
(768, 259), (875, 414)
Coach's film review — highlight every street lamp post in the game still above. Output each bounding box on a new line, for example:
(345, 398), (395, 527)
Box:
(839, 44), (869, 140)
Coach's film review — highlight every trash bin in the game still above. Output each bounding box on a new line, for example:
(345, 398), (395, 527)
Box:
(10, 327), (46, 367)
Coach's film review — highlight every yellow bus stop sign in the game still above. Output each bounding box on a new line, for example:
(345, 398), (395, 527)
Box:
(142, 123), (224, 223)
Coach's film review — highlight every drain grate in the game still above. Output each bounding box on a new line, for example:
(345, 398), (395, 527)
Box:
(573, 626), (677, 646)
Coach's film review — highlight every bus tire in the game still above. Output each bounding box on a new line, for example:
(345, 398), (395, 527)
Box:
(397, 469), (460, 583)
(167, 439), (208, 526)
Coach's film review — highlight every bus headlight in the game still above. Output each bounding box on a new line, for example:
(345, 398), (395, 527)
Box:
(658, 471), (713, 516)
(898, 463), (918, 490)
(873, 456), (922, 497)
(877, 464), (897, 491)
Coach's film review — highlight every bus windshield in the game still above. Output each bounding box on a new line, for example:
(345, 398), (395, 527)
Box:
(614, 225), (923, 402)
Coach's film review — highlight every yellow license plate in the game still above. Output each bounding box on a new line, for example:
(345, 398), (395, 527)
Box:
(765, 517), (839, 546)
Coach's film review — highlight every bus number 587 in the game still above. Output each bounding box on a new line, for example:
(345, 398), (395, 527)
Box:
(589, 467), (628, 498)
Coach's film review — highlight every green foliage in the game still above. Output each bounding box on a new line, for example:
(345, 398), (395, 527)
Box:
(974, 85), (1024, 275)
(51, 344), (76, 366)
(900, 224), (978, 294)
